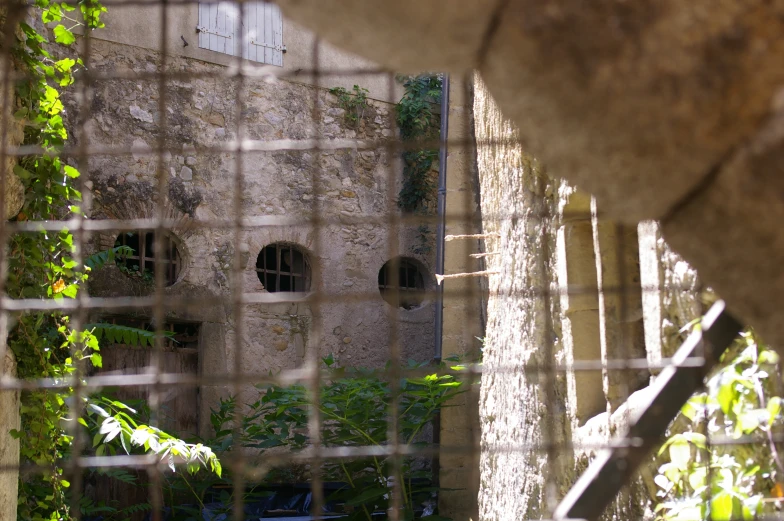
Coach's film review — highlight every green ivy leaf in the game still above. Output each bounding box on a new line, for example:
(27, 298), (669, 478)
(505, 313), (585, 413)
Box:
(710, 492), (734, 521)
(12, 165), (33, 180)
(768, 397), (781, 425)
(717, 377), (737, 416)
(41, 4), (62, 22)
(669, 439), (691, 470)
(61, 283), (78, 298)
(52, 25), (75, 45)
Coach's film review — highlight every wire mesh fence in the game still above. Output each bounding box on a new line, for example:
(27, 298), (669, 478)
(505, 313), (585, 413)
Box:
(0, 1), (778, 521)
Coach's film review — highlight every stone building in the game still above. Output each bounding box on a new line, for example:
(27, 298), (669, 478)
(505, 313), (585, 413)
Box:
(1, 2), (745, 520)
(76, 6), (711, 517)
(74, 2), (439, 436)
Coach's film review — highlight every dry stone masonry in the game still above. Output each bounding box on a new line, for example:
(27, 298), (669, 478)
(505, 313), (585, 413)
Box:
(276, 0), (784, 372)
(73, 39), (437, 435)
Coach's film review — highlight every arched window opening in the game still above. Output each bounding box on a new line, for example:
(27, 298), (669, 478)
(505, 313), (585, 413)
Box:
(256, 243), (311, 293)
(114, 231), (182, 286)
(378, 257), (426, 310)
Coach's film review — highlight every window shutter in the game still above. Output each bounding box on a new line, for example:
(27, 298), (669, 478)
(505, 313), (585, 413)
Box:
(198, 1), (283, 66)
(242, 1), (283, 66)
(197, 2), (239, 57)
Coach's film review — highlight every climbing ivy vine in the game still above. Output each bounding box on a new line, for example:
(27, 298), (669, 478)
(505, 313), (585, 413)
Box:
(329, 84), (369, 126)
(654, 330), (784, 521)
(396, 74), (442, 213)
(7, 3), (219, 520)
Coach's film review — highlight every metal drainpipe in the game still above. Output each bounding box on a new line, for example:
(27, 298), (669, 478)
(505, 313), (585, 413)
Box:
(433, 74), (449, 363)
(432, 74), (450, 495)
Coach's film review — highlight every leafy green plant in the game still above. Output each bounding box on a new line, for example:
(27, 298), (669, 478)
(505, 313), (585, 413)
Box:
(117, 262), (155, 284)
(654, 331), (783, 521)
(7, 3), (222, 519)
(83, 396), (221, 475)
(165, 355), (464, 520)
(329, 85), (370, 126)
(396, 75), (442, 213)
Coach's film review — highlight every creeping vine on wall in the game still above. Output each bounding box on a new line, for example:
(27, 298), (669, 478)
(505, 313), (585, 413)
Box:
(329, 84), (369, 126)
(8, 3), (219, 519)
(396, 74), (442, 214)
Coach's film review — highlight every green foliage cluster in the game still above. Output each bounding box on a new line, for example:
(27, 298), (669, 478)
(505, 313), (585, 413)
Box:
(654, 331), (784, 521)
(84, 397), (221, 475)
(83, 245), (134, 271)
(10, 2), (107, 517)
(396, 75), (442, 214)
(7, 3), (220, 519)
(162, 355), (464, 521)
(86, 322), (174, 348)
(329, 84), (369, 126)
(72, 396), (221, 520)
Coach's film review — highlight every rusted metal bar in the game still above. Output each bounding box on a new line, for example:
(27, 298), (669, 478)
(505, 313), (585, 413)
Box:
(553, 300), (743, 521)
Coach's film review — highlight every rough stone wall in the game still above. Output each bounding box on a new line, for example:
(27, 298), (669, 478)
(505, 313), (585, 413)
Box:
(73, 39), (436, 435)
(0, 350), (20, 521)
(0, 5), (25, 220)
(474, 73), (709, 519)
(275, 0), (784, 382)
(474, 76), (571, 521)
(0, 9), (35, 518)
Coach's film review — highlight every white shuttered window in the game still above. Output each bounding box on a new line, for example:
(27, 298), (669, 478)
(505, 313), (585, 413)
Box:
(197, 1), (284, 66)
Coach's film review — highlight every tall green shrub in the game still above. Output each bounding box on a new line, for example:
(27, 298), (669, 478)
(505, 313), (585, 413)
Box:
(164, 356), (464, 521)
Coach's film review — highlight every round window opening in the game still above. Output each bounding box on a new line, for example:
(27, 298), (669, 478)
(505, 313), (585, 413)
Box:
(378, 257), (426, 310)
(256, 243), (311, 293)
(114, 231), (182, 286)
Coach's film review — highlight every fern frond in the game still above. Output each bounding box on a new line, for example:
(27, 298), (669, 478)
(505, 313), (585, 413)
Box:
(121, 502), (151, 515)
(84, 245), (135, 271)
(85, 323), (175, 348)
(97, 467), (139, 485)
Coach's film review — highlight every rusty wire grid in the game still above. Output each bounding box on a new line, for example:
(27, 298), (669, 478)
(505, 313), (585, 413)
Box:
(0, 1), (777, 521)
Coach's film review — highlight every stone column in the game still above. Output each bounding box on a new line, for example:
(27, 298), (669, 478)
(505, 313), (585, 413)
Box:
(474, 76), (571, 521)
(0, 7), (27, 519)
(438, 78), (482, 521)
(557, 189), (605, 425)
(0, 350), (20, 521)
(591, 199), (647, 411)
(0, 4), (28, 220)
(638, 221), (702, 378)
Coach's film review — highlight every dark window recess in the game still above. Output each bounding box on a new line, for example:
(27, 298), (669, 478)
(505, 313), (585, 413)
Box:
(92, 316), (200, 435)
(114, 231), (182, 286)
(256, 243), (311, 292)
(378, 258), (426, 310)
